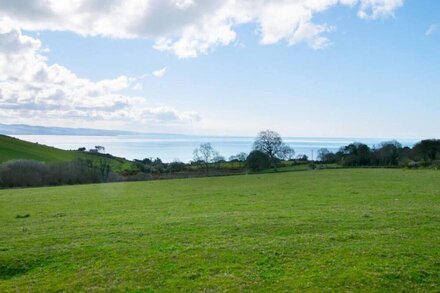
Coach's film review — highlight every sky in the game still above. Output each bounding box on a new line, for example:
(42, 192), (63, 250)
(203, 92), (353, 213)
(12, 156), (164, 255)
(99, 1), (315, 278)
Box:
(0, 0), (439, 139)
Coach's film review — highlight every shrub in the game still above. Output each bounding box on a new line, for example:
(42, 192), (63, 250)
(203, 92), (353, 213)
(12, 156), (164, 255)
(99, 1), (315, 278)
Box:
(0, 160), (49, 187)
(47, 159), (102, 185)
(431, 160), (440, 170)
(168, 161), (186, 173)
(246, 150), (271, 172)
(0, 159), (106, 188)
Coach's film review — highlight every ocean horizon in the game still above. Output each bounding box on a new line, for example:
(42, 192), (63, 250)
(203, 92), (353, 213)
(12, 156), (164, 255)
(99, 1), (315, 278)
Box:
(11, 134), (419, 163)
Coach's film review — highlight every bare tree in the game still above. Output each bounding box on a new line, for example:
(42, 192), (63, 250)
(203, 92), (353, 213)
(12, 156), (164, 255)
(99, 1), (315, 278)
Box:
(280, 145), (295, 160)
(236, 152), (248, 162)
(253, 130), (291, 170)
(213, 153), (225, 169)
(193, 143), (217, 173)
(317, 148), (330, 162)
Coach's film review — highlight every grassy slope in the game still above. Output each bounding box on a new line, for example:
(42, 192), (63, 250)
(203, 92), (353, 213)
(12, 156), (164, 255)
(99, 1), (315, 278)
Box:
(0, 135), (80, 163)
(0, 169), (439, 291)
(0, 135), (135, 173)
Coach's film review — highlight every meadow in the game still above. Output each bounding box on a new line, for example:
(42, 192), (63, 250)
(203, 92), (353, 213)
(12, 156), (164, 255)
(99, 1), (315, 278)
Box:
(1, 169), (439, 291)
(0, 135), (81, 163)
(0, 135), (136, 174)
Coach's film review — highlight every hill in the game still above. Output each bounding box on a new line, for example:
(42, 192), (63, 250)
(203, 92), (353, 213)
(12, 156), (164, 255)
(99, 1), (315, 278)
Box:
(0, 135), (82, 163)
(0, 135), (136, 173)
(0, 169), (439, 291)
(0, 123), (188, 138)
(0, 124), (139, 136)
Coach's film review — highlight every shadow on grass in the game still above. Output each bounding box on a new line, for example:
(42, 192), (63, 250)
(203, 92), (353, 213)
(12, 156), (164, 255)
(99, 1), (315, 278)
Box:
(0, 260), (35, 280)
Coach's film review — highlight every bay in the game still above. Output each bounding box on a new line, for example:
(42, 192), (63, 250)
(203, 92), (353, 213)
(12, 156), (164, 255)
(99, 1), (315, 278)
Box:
(12, 135), (418, 163)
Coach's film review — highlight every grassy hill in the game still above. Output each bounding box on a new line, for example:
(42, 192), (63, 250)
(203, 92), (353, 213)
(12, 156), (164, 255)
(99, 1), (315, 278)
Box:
(0, 169), (439, 291)
(0, 135), (137, 173)
(0, 135), (82, 163)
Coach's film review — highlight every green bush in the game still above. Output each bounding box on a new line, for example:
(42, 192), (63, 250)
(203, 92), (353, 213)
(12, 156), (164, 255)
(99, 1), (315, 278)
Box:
(246, 150), (271, 172)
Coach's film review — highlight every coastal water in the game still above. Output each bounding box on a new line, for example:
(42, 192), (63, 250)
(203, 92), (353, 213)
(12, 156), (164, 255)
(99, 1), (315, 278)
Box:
(13, 135), (418, 163)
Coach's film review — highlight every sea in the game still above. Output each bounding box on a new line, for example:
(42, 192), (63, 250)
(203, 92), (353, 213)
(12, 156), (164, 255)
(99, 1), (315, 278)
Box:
(12, 135), (418, 163)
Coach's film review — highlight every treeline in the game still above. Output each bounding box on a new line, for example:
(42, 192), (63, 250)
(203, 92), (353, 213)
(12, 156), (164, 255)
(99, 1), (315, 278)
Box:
(317, 139), (440, 168)
(1, 131), (439, 188)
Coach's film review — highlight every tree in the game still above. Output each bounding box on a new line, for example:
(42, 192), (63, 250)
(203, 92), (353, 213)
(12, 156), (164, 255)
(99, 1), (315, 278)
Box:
(317, 148), (330, 162)
(340, 143), (372, 166)
(412, 139), (440, 162)
(253, 130), (291, 170)
(97, 158), (111, 182)
(297, 154), (308, 161)
(95, 145), (105, 153)
(212, 153), (225, 169)
(193, 143), (217, 173)
(152, 158), (165, 173)
(280, 145), (295, 160)
(246, 150), (271, 172)
(0, 160), (49, 187)
(89, 145), (105, 153)
(168, 161), (186, 173)
(228, 152), (247, 168)
(373, 141), (402, 166)
(317, 148), (337, 163)
(236, 152), (248, 162)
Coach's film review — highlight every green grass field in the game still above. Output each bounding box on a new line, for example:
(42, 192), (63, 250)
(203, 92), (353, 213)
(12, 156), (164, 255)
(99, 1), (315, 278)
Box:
(1, 169), (439, 291)
(0, 135), (136, 174)
(0, 135), (82, 163)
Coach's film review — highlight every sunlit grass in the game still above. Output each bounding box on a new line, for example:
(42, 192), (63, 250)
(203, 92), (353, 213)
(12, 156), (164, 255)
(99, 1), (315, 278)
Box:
(1, 169), (439, 291)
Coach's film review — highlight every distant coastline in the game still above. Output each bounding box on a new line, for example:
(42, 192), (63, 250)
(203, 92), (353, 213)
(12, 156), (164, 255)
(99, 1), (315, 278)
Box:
(0, 123), (186, 137)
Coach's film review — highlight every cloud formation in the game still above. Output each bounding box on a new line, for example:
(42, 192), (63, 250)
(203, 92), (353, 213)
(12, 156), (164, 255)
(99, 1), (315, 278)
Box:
(357, 0), (403, 19)
(0, 0), (404, 58)
(152, 67), (167, 78)
(0, 25), (199, 127)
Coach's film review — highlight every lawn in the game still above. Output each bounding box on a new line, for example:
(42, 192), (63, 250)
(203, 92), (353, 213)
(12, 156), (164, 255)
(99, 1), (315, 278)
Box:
(0, 169), (439, 291)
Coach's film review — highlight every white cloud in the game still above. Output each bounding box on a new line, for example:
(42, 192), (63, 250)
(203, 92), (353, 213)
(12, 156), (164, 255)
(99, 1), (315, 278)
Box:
(0, 0), (404, 58)
(172, 0), (196, 9)
(132, 83), (143, 90)
(0, 26), (200, 127)
(152, 67), (167, 78)
(426, 24), (439, 36)
(357, 0), (404, 19)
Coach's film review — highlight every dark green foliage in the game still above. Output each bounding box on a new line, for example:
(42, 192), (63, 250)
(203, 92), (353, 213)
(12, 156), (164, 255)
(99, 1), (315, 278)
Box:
(339, 143), (372, 166)
(372, 140), (402, 166)
(168, 161), (186, 172)
(246, 150), (271, 171)
(413, 139), (440, 161)
(0, 160), (49, 187)
(134, 158), (187, 174)
(318, 139), (440, 168)
(317, 148), (337, 163)
(0, 159), (110, 187)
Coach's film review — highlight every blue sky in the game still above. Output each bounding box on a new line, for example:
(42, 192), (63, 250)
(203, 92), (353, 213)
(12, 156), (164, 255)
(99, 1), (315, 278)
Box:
(0, 0), (439, 138)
